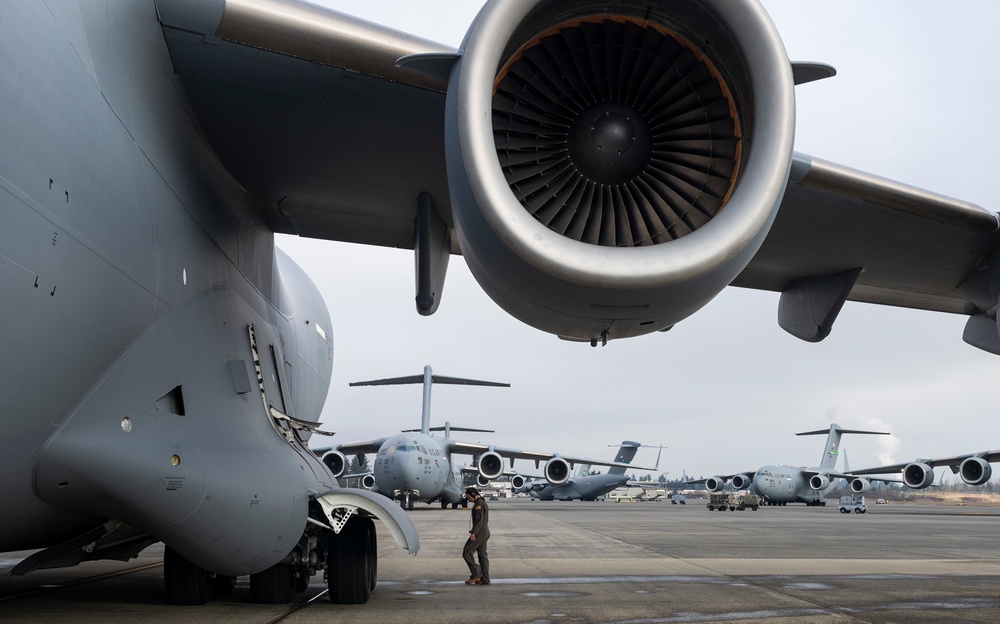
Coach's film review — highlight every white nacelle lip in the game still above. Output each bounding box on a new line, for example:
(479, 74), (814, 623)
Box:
(478, 451), (504, 480)
(454, 0), (795, 289)
(903, 462), (935, 489)
(544, 456), (571, 485)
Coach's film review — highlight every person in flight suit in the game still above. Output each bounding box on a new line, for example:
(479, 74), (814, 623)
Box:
(462, 486), (490, 585)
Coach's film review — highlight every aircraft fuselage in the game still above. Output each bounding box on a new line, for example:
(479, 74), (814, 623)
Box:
(0, 1), (339, 576)
(751, 465), (835, 505)
(372, 433), (461, 505)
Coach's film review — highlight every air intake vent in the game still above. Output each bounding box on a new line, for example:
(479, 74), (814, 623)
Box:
(493, 17), (740, 247)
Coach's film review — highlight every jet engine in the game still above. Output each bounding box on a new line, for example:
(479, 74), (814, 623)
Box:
(320, 450), (347, 478)
(705, 477), (726, 492)
(960, 457), (992, 486)
(477, 451), (505, 480)
(730, 474), (753, 490)
(903, 462), (935, 489)
(544, 456), (571, 485)
(361, 474), (376, 490)
(849, 478), (871, 493)
(510, 474), (526, 490)
(444, 0), (795, 342)
(477, 474), (491, 487)
(808, 474), (830, 491)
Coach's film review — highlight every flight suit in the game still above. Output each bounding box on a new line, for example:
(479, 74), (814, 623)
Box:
(462, 496), (490, 584)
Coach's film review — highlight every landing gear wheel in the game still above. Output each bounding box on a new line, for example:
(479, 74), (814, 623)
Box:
(250, 564), (294, 604)
(164, 546), (211, 605)
(327, 516), (375, 604)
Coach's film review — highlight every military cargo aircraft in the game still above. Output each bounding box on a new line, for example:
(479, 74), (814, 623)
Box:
(514, 441), (661, 501)
(688, 424), (894, 506)
(3, 0), (999, 610)
(324, 367), (649, 509)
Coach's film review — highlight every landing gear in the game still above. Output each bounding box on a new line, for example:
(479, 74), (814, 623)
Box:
(250, 563), (294, 604)
(327, 516), (376, 604)
(164, 546), (211, 605)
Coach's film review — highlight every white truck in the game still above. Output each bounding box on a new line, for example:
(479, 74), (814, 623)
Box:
(839, 494), (868, 514)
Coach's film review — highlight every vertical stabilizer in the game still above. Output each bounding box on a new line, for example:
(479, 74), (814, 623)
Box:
(420, 365), (433, 434)
(796, 423), (891, 470)
(608, 441), (641, 475)
(350, 365), (509, 433)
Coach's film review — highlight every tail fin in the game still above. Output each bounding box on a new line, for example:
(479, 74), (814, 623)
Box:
(608, 441), (641, 474)
(350, 365), (508, 434)
(796, 423), (890, 470)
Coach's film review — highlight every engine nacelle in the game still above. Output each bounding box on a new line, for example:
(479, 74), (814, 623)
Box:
(705, 477), (726, 492)
(960, 457), (993, 486)
(321, 450), (347, 478)
(478, 451), (504, 480)
(477, 474), (491, 487)
(730, 474), (753, 490)
(510, 474), (526, 490)
(809, 474), (830, 491)
(544, 456), (571, 485)
(903, 463), (935, 489)
(849, 478), (870, 493)
(361, 474), (376, 490)
(445, 0), (795, 342)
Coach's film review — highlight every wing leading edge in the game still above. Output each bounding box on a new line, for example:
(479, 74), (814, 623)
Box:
(157, 0), (1000, 350)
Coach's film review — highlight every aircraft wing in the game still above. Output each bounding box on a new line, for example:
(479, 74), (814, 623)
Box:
(158, 1), (1000, 345)
(684, 472), (755, 485)
(448, 441), (654, 472)
(335, 438), (390, 456)
(849, 451), (1000, 476)
(801, 469), (902, 485)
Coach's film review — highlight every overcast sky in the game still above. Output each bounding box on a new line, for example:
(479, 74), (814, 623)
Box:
(279, 1), (1000, 481)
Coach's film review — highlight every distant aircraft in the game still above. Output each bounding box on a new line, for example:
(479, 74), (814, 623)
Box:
(688, 424), (893, 506)
(515, 442), (661, 501)
(849, 451), (1000, 489)
(6, 0), (1000, 610)
(325, 367), (649, 509)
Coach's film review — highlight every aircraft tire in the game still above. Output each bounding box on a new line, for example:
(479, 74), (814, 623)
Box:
(327, 517), (373, 604)
(250, 564), (294, 604)
(163, 546), (211, 605)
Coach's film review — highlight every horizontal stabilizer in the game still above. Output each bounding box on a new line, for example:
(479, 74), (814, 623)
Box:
(796, 428), (889, 436)
(350, 375), (508, 387)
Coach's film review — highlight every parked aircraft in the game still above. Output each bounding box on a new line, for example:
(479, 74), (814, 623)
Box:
(515, 442), (662, 501)
(4, 0), (999, 610)
(325, 367), (650, 509)
(687, 424), (892, 506)
(849, 451), (1000, 489)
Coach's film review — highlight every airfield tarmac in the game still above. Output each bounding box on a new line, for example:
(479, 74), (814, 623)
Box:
(2, 498), (999, 623)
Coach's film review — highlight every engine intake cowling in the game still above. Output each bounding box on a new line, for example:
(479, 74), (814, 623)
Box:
(445, 0), (795, 342)
(903, 463), (935, 489)
(544, 456), (571, 484)
(960, 457), (992, 486)
(361, 474), (376, 490)
(731, 474), (753, 490)
(849, 478), (870, 493)
(321, 450), (347, 478)
(510, 474), (527, 490)
(705, 477), (726, 492)
(808, 474), (830, 491)
(478, 451), (505, 480)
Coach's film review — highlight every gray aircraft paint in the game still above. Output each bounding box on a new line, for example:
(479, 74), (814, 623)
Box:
(0, 1), (415, 585)
(336, 370), (650, 507)
(700, 424), (890, 505)
(520, 442), (642, 501)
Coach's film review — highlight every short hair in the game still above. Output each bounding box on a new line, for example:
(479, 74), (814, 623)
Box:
(465, 487), (479, 497)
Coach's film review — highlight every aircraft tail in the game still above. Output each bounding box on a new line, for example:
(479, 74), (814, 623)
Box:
(796, 423), (890, 470)
(608, 441), (641, 474)
(350, 365), (508, 434)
